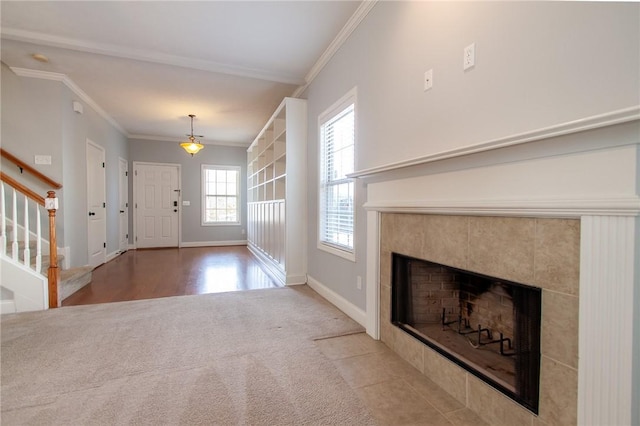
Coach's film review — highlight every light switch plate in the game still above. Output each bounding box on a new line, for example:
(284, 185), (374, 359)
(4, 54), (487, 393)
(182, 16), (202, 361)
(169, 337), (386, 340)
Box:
(35, 155), (52, 165)
(182, 201), (191, 206)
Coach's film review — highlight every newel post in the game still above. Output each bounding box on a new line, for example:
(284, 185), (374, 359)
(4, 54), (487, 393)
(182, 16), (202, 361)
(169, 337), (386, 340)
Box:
(45, 191), (59, 308)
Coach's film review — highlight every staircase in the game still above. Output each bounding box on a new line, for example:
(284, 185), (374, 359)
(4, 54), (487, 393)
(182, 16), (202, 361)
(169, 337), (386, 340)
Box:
(1, 148), (93, 314)
(0, 229), (92, 313)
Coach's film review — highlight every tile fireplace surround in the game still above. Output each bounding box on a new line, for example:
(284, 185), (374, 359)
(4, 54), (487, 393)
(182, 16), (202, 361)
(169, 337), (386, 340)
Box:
(379, 213), (579, 424)
(353, 110), (639, 425)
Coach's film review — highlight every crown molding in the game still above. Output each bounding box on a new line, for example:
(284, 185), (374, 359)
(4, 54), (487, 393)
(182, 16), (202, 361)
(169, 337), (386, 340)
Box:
(292, 0), (378, 98)
(10, 67), (127, 135)
(128, 134), (250, 148)
(2, 28), (304, 85)
(350, 106), (640, 179)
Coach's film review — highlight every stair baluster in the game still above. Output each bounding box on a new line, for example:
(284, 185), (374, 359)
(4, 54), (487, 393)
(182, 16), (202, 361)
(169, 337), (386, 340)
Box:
(1, 183), (5, 256)
(23, 195), (30, 267)
(11, 188), (18, 260)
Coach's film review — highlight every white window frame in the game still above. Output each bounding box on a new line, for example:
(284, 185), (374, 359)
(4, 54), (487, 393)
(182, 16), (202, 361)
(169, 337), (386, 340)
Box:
(201, 164), (241, 226)
(317, 87), (357, 262)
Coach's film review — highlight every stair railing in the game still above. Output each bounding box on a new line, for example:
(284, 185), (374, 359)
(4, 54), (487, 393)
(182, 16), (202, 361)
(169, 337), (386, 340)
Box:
(1, 149), (62, 309)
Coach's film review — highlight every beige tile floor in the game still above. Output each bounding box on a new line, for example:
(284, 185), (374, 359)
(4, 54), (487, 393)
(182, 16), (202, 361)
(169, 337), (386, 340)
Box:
(315, 333), (489, 426)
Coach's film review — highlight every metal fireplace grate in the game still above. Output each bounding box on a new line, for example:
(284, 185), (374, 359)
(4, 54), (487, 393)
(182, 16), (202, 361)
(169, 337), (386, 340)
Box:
(391, 253), (541, 413)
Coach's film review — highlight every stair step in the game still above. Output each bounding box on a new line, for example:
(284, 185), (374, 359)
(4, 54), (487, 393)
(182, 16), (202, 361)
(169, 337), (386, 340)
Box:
(60, 266), (93, 302)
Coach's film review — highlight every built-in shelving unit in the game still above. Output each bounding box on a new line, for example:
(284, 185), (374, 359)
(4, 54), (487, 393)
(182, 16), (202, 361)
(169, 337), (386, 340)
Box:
(247, 97), (307, 285)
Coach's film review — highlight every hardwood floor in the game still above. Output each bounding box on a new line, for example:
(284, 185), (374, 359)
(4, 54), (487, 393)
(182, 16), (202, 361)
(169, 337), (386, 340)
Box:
(62, 246), (283, 306)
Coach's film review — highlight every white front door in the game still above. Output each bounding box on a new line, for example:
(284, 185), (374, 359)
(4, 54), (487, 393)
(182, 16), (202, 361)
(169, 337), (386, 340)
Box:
(134, 163), (180, 248)
(87, 140), (106, 268)
(118, 157), (129, 253)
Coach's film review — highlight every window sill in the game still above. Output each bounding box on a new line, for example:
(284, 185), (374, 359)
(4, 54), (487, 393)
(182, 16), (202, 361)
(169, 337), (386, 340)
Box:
(317, 241), (355, 262)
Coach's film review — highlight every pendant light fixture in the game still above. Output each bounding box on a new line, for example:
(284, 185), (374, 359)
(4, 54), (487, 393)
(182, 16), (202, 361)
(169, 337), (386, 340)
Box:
(180, 114), (204, 156)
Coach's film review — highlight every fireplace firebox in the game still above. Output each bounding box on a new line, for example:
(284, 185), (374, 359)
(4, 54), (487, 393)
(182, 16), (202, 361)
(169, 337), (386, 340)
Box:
(391, 253), (541, 413)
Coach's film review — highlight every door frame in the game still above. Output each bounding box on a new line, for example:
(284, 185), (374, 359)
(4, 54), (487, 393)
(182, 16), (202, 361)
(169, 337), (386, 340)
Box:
(132, 161), (182, 249)
(86, 139), (107, 268)
(118, 157), (129, 254)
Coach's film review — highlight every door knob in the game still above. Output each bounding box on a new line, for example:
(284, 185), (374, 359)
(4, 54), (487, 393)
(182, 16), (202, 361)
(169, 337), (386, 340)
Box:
(174, 209), (178, 213)
(120, 210), (125, 213)
(88, 212), (95, 216)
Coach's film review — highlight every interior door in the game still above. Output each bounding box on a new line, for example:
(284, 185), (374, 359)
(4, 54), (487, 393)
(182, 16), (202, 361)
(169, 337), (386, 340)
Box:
(87, 140), (106, 268)
(134, 163), (179, 248)
(118, 157), (129, 253)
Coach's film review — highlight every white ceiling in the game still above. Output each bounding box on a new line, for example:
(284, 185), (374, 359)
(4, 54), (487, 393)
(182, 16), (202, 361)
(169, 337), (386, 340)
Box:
(0, 1), (365, 147)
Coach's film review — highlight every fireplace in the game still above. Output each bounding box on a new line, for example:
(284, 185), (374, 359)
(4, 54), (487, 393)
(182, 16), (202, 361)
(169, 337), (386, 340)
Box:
(377, 213), (581, 424)
(391, 253), (541, 412)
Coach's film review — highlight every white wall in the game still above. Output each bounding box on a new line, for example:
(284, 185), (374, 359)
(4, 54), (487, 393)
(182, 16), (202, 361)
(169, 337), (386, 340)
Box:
(302, 2), (639, 310)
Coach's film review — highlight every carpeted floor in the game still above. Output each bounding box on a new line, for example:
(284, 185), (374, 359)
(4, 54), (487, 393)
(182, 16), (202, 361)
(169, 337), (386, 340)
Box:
(1, 285), (376, 425)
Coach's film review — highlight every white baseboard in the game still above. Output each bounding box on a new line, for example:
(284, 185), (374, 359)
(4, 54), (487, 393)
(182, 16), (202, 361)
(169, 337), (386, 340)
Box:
(286, 274), (308, 286)
(180, 240), (247, 248)
(106, 250), (121, 263)
(0, 299), (17, 315)
(307, 274), (367, 328)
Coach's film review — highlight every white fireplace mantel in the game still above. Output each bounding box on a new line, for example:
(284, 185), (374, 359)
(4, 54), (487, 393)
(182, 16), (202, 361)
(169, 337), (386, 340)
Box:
(359, 114), (640, 425)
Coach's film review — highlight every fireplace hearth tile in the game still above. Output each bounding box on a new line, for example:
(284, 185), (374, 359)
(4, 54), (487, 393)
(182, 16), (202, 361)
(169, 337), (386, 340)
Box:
(394, 326), (425, 373)
(444, 408), (490, 426)
(403, 373), (466, 416)
(538, 356), (578, 425)
(355, 378), (451, 425)
(534, 218), (580, 295)
(468, 217), (535, 284)
(380, 319), (396, 349)
(467, 374), (534, 426)
(315, 333), (387, 361)
(333, 350), (419, 389)
(541, 290), (579, 368)
(422, 347), (467, 404)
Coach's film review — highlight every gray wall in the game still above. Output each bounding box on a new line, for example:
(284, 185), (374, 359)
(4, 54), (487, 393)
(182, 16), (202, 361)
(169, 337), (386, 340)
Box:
(302, 2), (640, 310)
(61, 92), (129, 266)
(128, 139), (248, 244)
(1, 63), (129, 267)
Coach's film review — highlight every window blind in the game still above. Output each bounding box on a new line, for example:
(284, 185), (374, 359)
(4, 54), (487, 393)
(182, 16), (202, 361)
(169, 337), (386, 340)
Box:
(320, 103), (355, 251)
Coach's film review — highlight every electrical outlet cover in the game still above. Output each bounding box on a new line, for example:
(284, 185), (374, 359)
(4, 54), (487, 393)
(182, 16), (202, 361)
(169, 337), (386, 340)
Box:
(464, 43), (476, 70)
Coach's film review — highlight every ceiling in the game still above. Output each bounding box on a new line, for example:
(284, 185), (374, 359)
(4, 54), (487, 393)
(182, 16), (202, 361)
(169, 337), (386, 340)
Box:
(0, 1), (365, 147)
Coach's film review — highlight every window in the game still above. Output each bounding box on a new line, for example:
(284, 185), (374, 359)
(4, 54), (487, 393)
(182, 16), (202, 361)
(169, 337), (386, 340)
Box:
(202, 165), (240, 225)
(318, 88), (356, 260)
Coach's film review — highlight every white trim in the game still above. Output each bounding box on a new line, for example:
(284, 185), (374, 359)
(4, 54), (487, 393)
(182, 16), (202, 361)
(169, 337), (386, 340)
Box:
(4, 28), (303, 85)
(10, 67), (127, 135)
(293, 0), (378, 98)
(364, 197), (640, 218)
(365, 210), (380, 339)
(317, 242), (356, 262)
(129, 134), (250, 148)
(201, 164), (242, 227)
(86, 139), (107, 269)
(307, 274), (367, 328)
(132, 162), (182, 249)
(578, 216), (637, 425)
(106, 250), (121, 263)
(247, 243), (285, 286)
(180, 240), (247, 248)
(349, 106), (640, 179)
(318, 87), (358, 259)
